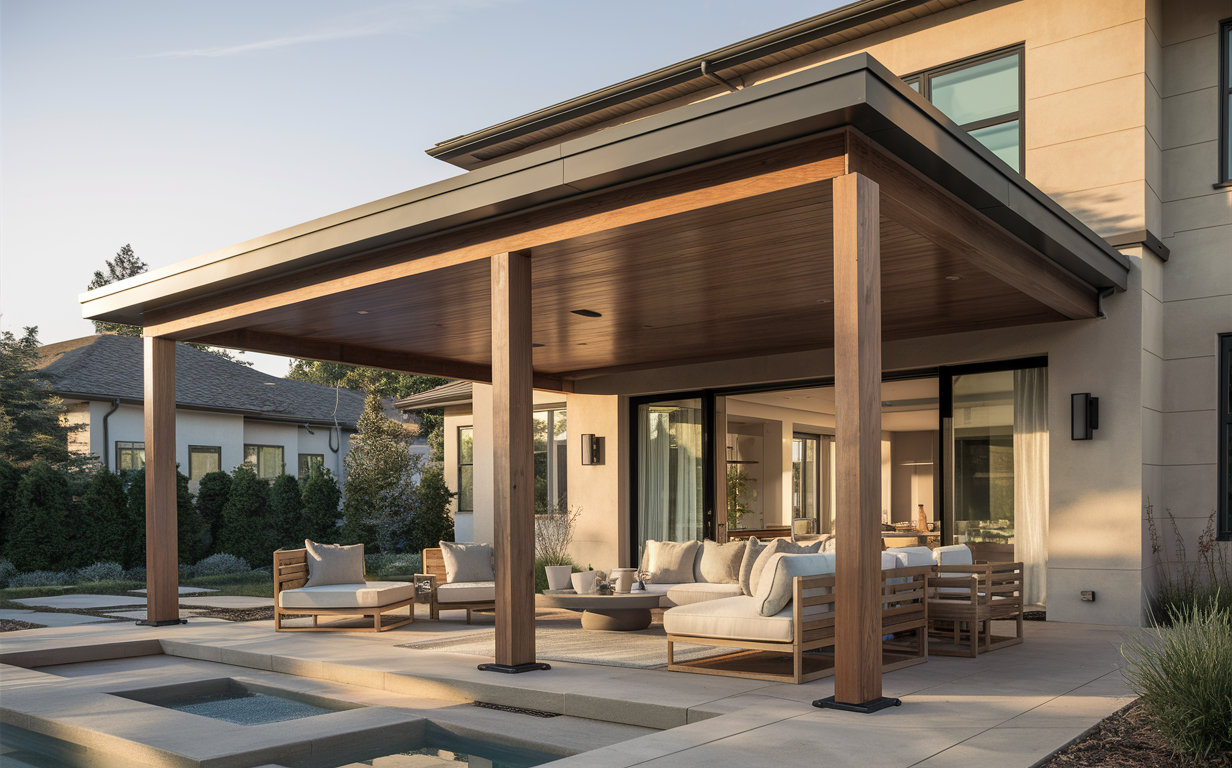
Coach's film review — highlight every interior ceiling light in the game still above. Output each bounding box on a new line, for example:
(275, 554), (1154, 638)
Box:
(356, 310), (371, 314)
(571, 309), (602, 318)
(945, 275), (963, 281)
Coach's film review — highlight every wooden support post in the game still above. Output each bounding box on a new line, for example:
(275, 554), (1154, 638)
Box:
(482, 250), (547, 673)
(141, 336), (183, 627)
(827, 173), (889, 710)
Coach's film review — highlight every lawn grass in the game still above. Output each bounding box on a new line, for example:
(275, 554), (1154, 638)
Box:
(0, 571), (274, 612)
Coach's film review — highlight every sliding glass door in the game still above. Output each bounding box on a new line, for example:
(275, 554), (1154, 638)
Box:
(792, 434), (821, 534)
(635, 398), (706, 558)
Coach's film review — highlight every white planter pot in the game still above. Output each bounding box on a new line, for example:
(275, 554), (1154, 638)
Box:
(610, 568), (637, 593)
(545, 565), (574, 591)
(570, 570), (597, 595)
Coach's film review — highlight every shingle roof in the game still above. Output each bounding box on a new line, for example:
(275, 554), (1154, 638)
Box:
(36, 335), (367, 428)
(393, 380), (473, 411)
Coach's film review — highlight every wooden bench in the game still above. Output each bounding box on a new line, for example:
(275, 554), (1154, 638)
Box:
(415, 547), (496, 623)
(665, 564), (930, 684)
(274, 549), (415, 632)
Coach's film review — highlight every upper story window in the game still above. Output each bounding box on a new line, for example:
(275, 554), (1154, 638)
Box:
(903, 47), (1024, 173)
(1220, 21), (1231, 186)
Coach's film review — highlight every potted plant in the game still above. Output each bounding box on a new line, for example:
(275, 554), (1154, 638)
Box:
(536, 504), (581, 591)
(727, 466), (755, 531)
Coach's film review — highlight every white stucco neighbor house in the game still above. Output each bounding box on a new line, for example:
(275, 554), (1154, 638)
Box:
(35, 334), (421, 490)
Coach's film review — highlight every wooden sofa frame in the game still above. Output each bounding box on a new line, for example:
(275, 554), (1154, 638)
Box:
(273, 549), (415, 632)
(415, 547), (496, 623)
(926, 561), (1024, 657)
(666, 564), (931, 684)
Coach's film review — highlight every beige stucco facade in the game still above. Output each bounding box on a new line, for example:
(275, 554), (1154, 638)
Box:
(429, 0), (1230, 630)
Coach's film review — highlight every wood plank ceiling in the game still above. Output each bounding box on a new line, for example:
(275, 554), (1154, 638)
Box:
(241, 175), (1067, 380)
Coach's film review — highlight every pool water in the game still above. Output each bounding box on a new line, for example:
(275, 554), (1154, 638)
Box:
(165, 689), (337, 725)
(338, 732), (557, 767)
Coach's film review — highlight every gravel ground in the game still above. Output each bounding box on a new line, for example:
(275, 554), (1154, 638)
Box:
(0, 619), (47, 631)
(1042, 704), (1231, 768)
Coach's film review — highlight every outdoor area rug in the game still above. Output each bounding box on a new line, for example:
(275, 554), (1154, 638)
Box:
(397, 627), (732, 669)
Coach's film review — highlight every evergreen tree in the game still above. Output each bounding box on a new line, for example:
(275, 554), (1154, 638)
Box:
(195, 470), (231, 552)
(177, 469), (205, 564)
(300, 467), (342, 544)
(87, 245), (148, 336)
(410, 463), (455, 553)
(123, 469), (148, 568)
(0, 458), (22, 552)
(269, 473), (303, 549)
(342, 389), (419, 551)
(8, 460), (73, 571)
(285, 361), (447, 446)
(78, 468), (129, 565)
(85, 244), (252, 365)
(216, 466), (277, 567)
(0, 327), (82, 466)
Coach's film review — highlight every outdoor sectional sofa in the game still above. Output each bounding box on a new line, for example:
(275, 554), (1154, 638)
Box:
(416, 545), (497, 623)
(274, 547), (416, 632)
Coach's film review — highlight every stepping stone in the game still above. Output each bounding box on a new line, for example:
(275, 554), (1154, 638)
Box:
(13, 595), (146, 609)
(132, 586), (220, 595)
(177, 596), (274, 609)
(103, 609), (206, 620)
(0, 609), (120, 627)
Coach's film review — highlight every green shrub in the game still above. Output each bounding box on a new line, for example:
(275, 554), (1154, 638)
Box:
(300, 467), (341, 544)
(216, 467), (278, 568)
(78, 562), (124, 582)
(9, 570), (75, 588)
(176, 469), (205, 564)
(196, 470), (231, 552)
(78, 469), (130, 566)
(192, 553), (251, 577)
(534, 555), (576, 594)
(269, 474), (303, 549)
(365, 552), (422, 579)
(1146, 504), (1231, 624)
(0, 458), (22, 552)
(123, 468), (147, 568)
(7, 460), (73, 571)
(410, 463), (455, 554)
(1121, 599), (1232, 761)
(0, 559), (16, 587)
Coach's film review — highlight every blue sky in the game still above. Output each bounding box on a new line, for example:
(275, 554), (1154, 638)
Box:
(1, 0), (843, 375)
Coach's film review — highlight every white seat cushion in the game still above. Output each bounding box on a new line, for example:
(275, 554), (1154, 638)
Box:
(639, 582), (675, 608)
(436, 581), (496, 604)
(279, 581), (413, 609)
(934, 544), (974, 565)
(664, 596), (795, 643)
(886, 546), (935, 568)
(666, 582), (744, 606)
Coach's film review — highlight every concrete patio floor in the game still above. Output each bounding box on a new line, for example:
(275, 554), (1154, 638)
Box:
(0, 603), (1137, 768)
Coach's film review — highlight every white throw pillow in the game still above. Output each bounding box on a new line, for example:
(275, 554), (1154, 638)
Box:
(748, 538), (822, 596)
(753, 552), (836, 617)
(696, 539), (745, 584)
(440, 541), (495, 584)
(646, 540), (700, 583)
(304, 540), (365, 588)
(738, 537), (766, 595)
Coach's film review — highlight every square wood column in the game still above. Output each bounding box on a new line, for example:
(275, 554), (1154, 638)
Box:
(485, 250), (545, 672)
(830, 173), (886, 708)
(142, 335), (182, 626)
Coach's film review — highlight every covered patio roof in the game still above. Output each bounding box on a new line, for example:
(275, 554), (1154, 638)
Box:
(82, 54), (1127, 390)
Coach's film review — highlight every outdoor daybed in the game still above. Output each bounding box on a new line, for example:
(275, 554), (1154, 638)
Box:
(638, 537), (831, 608)
(417, 543), (497, 623)
(664, 551), (930, 684)
(274, 543), (415, 632)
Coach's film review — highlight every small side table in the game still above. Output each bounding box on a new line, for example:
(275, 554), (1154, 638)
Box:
(541, 590), (661, 631)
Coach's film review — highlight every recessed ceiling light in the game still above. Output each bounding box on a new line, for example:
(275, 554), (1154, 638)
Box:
(945, 275), (963, 281)
(577, 342), (588, 346)
(571, 309), (602, 318)
(817, 299), (832, 304)
(532, 343), (545, 348)
(357, 310), (371, 314)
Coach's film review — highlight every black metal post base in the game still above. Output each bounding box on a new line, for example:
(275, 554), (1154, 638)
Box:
(813, 695), (902, 714)
(477, 662), (552, 674)
(136, 618), (188, 627)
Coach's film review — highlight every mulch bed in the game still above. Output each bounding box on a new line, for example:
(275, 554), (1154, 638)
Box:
(0, 619), (47, 632)
(193, 607), (276, 622)
(1042, 704), (1231, 767)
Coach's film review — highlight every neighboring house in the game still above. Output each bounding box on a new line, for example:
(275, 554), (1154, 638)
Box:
(36, 334), (374, 489)
(83, 0), (1232, 635)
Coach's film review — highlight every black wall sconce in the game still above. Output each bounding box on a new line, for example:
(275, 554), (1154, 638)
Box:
(1071, 393), (1099, 440)
(581, 434), (603, 465)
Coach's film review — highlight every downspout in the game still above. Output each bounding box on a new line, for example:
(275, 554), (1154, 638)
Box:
(101, 399), (120, 470)
(699, 60), (742, 93)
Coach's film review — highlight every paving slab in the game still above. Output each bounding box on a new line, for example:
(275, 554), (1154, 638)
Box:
(177, 596), (274, 609)
(131, 586), (219, 595)
(102, 609), (209, 621)
(13, 595), (146, 609)
(0, 609), (120, 628)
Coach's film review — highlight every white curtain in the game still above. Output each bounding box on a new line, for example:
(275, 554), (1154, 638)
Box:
(674, 411), (702, 541)
(640, 411), (672, 544)
(1013, 367), (1049, 606)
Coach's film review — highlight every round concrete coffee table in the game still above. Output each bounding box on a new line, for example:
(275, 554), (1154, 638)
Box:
(540, 590), (660, 631)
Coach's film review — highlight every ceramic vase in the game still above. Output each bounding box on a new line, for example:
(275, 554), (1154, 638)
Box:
(570, 570), (598, 595)
(545, 565), (573, 591)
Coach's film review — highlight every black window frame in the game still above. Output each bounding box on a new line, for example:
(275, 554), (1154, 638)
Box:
(243, 443), (285, 480)
(188, 445), (222, 482)
(1219, 333), (1232, 540)
(901, 44), (1026, 173)
(458, 426), (474, 514)
(115, 440), (145, 472)
(1219, 19), (1232, 187)
(297, 453), (325, 480)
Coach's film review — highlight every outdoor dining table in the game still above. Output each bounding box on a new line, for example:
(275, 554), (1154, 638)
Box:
(540, 590), (661, 631)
